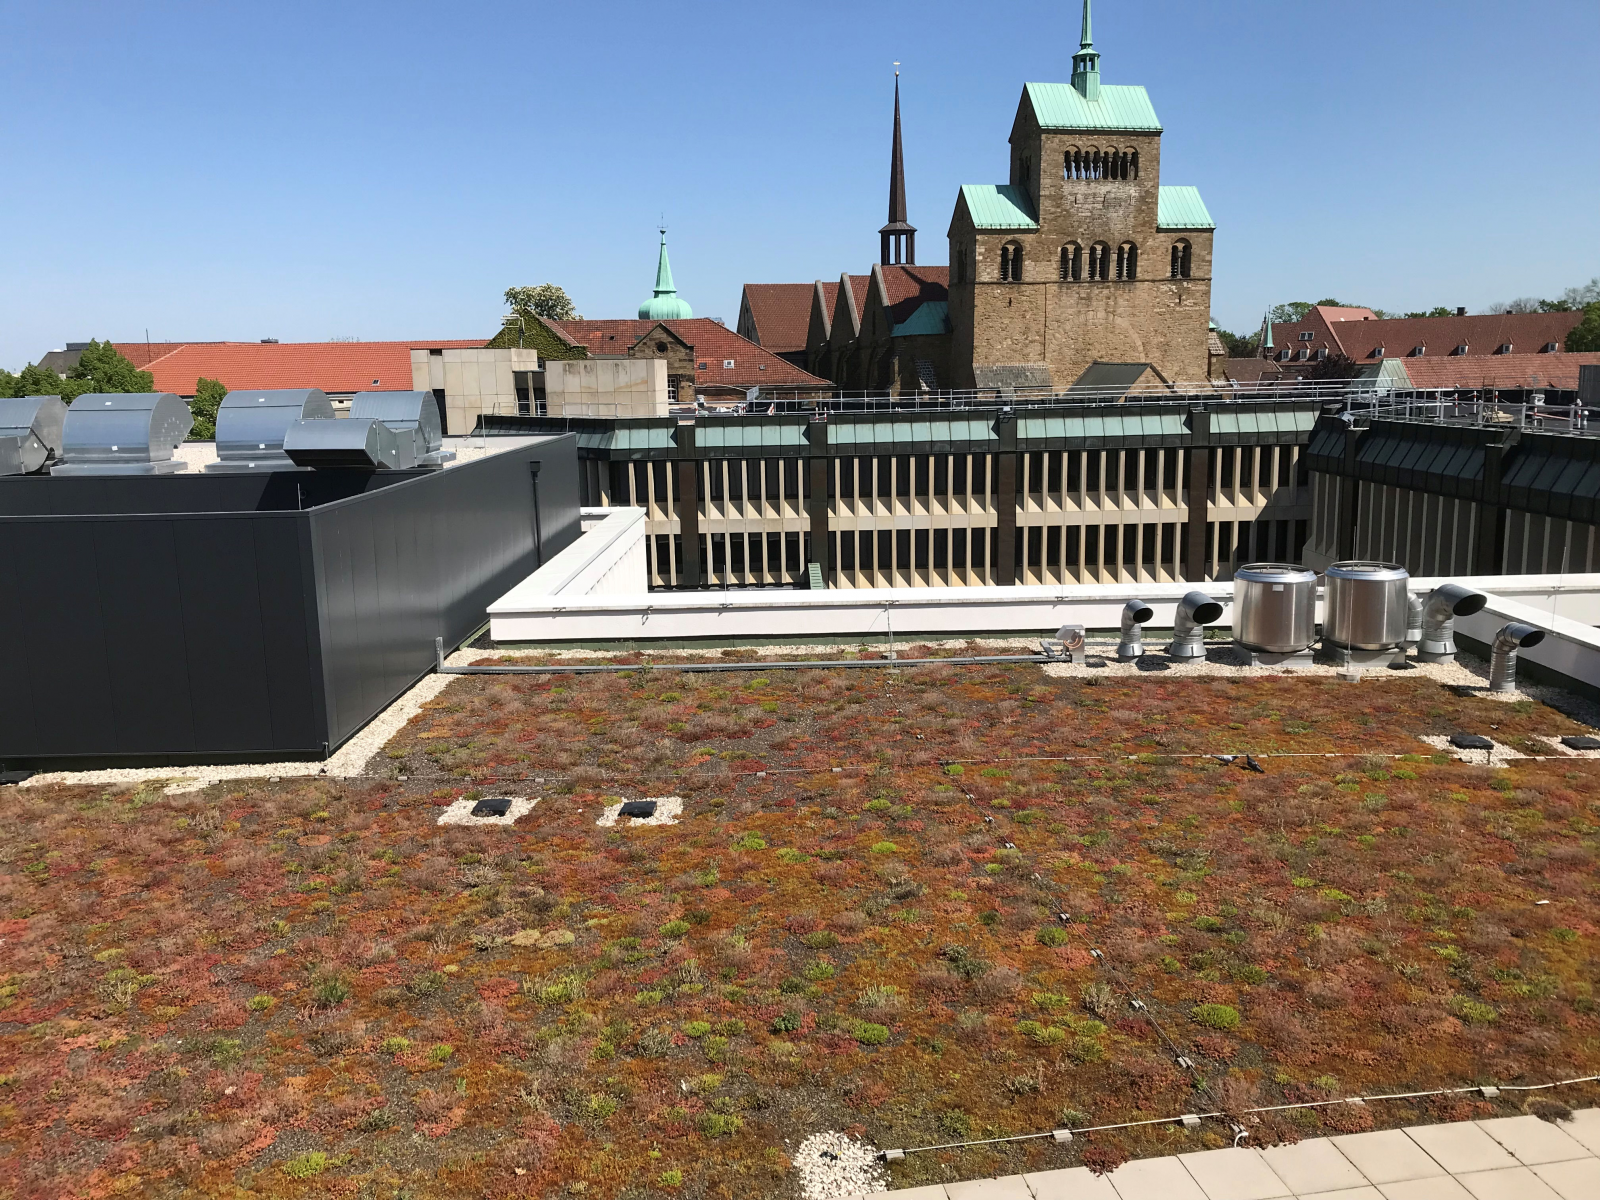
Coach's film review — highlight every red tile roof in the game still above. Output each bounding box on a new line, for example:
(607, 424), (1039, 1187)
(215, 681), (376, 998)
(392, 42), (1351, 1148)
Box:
(876, 264), (949, 325)
(1311, 305), (1376, 324)
(113, 342), (218, 368)
(739, 284), (816, 354)
(1270, 311), (1582, 363)
(134, 340), (486, 396)
(554, 319), (830, 390)
(1400, 352), (1600, 391)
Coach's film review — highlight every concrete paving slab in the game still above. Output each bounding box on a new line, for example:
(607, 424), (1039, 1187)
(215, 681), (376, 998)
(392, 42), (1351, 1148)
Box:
(1475, 1116), (1590, 1165)
(1371, 1178), (1473, 1199)
(1453, 1165), (1561, 1200)
(1532, 1156), (1600, 1200)
(1104, 1155), (1208, 1200)
(1400, 1123), (1518, 1174)
(1177, 1148), (1292, 1199)
(860, 1188), (951, 1200)
(1298, 1190), (1384, 1200)
(1556, 1108), (1600, 1156)
(1331, 1130), (1447, 1184)
(1023, 1166), (1120, 1200)
(946, 1179), (1034, 1200)
(1258, 1139), (1369, 1194)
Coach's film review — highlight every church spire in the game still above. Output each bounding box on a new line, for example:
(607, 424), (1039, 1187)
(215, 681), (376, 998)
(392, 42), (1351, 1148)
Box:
(879, 65), (916, 266)
(1071, 0), (1101, 101)
(638, 227), (693, 320)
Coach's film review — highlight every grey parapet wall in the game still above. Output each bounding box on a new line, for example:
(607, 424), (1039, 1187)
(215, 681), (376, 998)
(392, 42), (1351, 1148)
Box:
(0, 435), (579, 770)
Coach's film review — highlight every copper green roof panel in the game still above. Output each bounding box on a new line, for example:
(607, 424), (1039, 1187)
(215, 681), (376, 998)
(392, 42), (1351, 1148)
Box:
(1024, 82), (1161, 132)
(891, 300), (950, 337)
(695, 422), (806, 451)
(1156, 186), (1215, 230)
(829, 418), (997, 447)
(960, 184), (1039, 230)
(1019, 412), (1185, 441)
(608, 426), (677, 451)
(1211, 408), (1316, 436)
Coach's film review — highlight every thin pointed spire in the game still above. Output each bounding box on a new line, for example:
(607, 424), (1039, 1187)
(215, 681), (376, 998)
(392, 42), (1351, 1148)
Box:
(1261, 310), (1275, 353)
(639, 227), (692, 320)
(879, 65), (916, 265)
(1080, 0), (1093, 49)
(1071, 0), (1101, 100)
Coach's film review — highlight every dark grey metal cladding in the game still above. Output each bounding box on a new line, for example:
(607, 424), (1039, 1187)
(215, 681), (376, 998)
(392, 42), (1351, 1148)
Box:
(213, 388), (335, 464)
(284, 417), (412, 470)
(0, 437), (579, 769)
(351, 391), (443, 454)
(56, 392), (192, 470)
(0, 395), (67, 473)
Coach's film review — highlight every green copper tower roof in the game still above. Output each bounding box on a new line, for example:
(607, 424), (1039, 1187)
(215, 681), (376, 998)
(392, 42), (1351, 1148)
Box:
(1071, 0), (1101, 100)
(638, 228), (693, 320)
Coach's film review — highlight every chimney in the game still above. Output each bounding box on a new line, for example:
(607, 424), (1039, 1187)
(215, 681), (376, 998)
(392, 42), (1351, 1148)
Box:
(1456, 307), (1466, 317)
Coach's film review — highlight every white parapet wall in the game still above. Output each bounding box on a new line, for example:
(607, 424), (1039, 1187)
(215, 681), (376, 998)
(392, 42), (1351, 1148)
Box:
(543, 359), (668, 418)
(488, 507), (648, 603)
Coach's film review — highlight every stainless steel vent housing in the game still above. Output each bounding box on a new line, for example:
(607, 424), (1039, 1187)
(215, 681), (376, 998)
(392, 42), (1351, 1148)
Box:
(1323, 561), (1410, 651)
(0, 395), (68, 474)
(283, 417), (416, 470)
(1233, 563), (1318, 654)
(206, 388), (335, 473)
(350, 391), (454, 467)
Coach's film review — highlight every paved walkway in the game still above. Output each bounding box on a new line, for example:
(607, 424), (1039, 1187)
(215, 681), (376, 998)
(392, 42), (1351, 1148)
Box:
(854, 1110), (1600, 1200)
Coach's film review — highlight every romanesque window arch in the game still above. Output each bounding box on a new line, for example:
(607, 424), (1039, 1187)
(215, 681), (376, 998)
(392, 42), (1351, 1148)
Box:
(1000, 242), (1024, 282)
(1115, 242), (1138, 280)
(1170, 240), (1192, 279)
(1129, 149), (1139, 179)
(1059, 242), (1082, 281)
(1087, 241), (1111, 281)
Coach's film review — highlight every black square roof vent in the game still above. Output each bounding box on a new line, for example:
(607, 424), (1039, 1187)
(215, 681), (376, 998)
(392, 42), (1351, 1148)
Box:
(1449, 734), (1494, 751)
(1562, 736), (1600, 751)
(470, 796), (514, 817)
(619, 800), (658, 818)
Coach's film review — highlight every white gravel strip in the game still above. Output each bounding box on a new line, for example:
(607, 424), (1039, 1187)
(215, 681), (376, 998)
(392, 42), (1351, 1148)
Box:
(792, 1131), (887, 1200)
(1537, 735), (1600, 759)
(436, 795), (539, 826)
(1419, 733), (1527, 768)
(595, 795), (683, 827)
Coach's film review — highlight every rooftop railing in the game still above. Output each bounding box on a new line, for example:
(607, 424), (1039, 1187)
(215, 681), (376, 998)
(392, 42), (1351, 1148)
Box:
(1344, 395), (1600, 438)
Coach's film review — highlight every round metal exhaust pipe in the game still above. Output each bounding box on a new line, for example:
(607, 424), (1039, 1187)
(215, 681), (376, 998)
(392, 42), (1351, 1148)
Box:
(1117, 599), (1155, 660)
(1489, 622), (1544, 692)
(1167, 591), (1223, 659)
(1417, 584), (1489, 663)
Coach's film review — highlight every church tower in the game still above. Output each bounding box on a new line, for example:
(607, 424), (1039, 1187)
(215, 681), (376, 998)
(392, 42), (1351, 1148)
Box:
(638, 228), (693, 320)
(879, 70), (916, 266)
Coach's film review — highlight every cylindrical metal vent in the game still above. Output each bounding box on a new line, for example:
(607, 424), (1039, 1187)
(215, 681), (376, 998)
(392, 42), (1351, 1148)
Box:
(1416, 584), (1489, 663)
(1168, 591), (1224, 659)
(1117, 599), (1154, 660)
(1323, 561), (1410, 651)
(1233, 563), (1317, 653)
(1490, 622), (1544, 692)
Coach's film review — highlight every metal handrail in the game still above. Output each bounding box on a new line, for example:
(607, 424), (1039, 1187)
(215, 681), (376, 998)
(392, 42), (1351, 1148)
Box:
(1343, 395), (1600, 437)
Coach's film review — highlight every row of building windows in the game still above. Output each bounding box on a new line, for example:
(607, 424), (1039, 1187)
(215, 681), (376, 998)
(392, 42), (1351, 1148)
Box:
(995, 239), (1192, 283)
(1064, 147), (1139, 181)
(644, 518), (1310, 588)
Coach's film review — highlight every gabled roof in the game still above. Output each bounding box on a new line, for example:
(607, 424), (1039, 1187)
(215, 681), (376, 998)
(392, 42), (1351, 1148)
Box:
(1269, 310), (1584, 363)
(958, 184), (1039, 230)
(1400, 352), (1600, 391)
(873, 264), (949, 325)
(892, 301), (950, 338)
(1156, 186), (1215, 230)
(1068, 361), (1172, 395)
(1022, 82), (1161, 132)
(553, 318), (830, 389)
(136, 339), (486, 396)
(1313, 306), (1377, 323)
(739, 284), (815, 354)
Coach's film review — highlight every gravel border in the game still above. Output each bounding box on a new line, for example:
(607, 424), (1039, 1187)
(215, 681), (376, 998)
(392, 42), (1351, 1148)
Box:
(595, 796), (683, 827)
(436, 795), (539, 827)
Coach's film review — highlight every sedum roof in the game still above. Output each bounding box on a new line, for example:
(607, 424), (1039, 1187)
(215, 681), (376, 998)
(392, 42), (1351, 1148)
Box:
(1024, 82), (1161, 132)
(959, 184), (1039, 230)
(1156, 186), (1215, 230)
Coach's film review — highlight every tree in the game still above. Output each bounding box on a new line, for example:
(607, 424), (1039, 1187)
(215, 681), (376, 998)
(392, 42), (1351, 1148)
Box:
(1567, 302), (1600, 353)
(504, 284), (580, 322)
(1216, 329), (1259, 357)
(1485, 278), (1600, 316)
(72, 339), (154, 393)
(1403, 307), (1456, 319)
(1301, 352), (1362, 380)
(189, 377), (226, 440)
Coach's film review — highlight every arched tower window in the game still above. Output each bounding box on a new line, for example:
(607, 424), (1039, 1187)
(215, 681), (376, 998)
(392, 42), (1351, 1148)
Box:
(1063, 148), (1080, 180)
(1130, 149), (1140, 179)
(1170, 240), (1192, 279)
(1088, 242), (1110, 281)
(1116, 242), (1138, 280)
(1059, 242), (1082, 281)
(1000, 242), (1023, 282)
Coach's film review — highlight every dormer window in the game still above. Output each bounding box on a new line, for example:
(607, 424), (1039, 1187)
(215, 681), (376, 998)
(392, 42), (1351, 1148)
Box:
(1410, 345), (1426, 356)
(1452, 344), (1469, 356)
(1299, 331), (1314, 341)
(1315, 348), (1328, 361)
(1278, 349), (1290, 362)
(1495, 343), (1512, 355)
(1296, 348), (1310, 361)
(1373, 346), (1385, 358)
(1543, 341), (1559, 353)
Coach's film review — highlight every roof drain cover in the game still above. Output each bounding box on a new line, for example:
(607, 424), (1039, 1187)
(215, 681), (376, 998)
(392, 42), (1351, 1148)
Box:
(1562, 736), (1600, 751)
(470, 796), (514, 818)
(1449, 734), (1494, 751)
(619, 800), (658, 818)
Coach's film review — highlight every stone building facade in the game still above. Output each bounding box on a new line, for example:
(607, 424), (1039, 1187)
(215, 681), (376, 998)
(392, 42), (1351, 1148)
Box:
(945, 1), (1214, 390)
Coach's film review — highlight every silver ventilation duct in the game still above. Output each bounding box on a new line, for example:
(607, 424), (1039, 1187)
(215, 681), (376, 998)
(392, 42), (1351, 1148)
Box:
(349, 391), (454, 467)
(1116, 599), (1154, 660)
(1404, 592), (1425, 649)
(283, 417), (416, 470)
(1416, 584), (1489, 663)
(1489, 622), (1544, 692)
(52, 393), (192, 476)
(205, 388), (335, 473)
(1233, 563), (1317, 654)
(0, 395), (67, 475)
(1322, 561), (1409, 651)
(1167, 591), (1223, 659)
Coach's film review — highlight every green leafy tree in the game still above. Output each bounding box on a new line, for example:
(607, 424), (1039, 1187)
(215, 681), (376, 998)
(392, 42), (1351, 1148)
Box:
(1268, 298), (1387, 324)
(1566, 302), (1600, 352)
(1216, 329), (1259, 357)
(1302, 352), (1361, 380)
(1403, 307), (1457, 318)
(504, 283), (580, 322)
(71, 339), (154, 393)
(188, 377), (226, 440)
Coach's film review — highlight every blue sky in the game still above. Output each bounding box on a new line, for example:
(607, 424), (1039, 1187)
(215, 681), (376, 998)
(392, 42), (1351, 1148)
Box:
(2, 0), (1596, 370)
